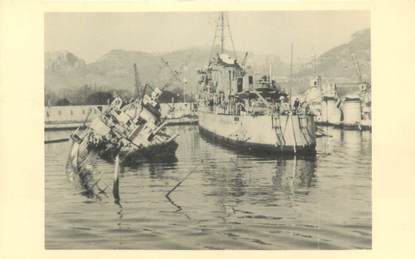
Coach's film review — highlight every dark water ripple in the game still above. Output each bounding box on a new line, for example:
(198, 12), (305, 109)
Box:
(45, 125), (371, 249)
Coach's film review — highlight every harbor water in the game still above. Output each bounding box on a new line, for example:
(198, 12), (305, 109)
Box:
(45, 125), (371, 249)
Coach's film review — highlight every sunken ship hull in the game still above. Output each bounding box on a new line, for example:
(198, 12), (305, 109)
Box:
(198, 111), (316, 155)
(92, 136), (178, 165)
(120, 140), (178, 165)
(71, 87), (179, 167)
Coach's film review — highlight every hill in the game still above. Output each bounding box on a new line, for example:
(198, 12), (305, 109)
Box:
(44, 47), (288, 103)
(45, 28), (370, 103)
(294, 28), (370, 82)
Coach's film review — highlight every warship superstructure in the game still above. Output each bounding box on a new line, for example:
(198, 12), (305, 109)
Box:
(197, 13), (316, 155)
(304, 76), (342, 126)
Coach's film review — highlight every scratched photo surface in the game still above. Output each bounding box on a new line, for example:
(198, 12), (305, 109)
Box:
(45, 11), (371, 249)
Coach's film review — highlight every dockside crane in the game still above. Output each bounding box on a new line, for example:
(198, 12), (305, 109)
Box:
(349, 47), (371, 93)
(160, 54), (193, 103)
(241, 51), (249, 67)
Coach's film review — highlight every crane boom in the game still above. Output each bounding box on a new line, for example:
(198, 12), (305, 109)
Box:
(349, 48), (363, 82)
(241, 52), (249, 66)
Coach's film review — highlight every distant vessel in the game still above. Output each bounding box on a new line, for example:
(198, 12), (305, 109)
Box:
(197, 13), (316, 155)
(341, 81), (371, 130)
(340, 50), (371, 130)
(304, 75), (342, 126)
(304, 75), (371, 131)
(359, 82), (371, 130)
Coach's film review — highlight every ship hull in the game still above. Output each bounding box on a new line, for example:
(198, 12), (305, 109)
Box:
(199, 126), (316, 156)
(165, 115), (199, 126)
(94, 138), (178, 166)
(315, 121), (341, 127)
(198, 111), (316, 156)
(121, 140), (178, 166)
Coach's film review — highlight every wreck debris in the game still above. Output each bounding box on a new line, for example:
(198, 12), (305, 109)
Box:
(165, 168), (196, 199)
(164, 165), (199, 216)
(113, 154), (121, 204)
(45, 138), (69, 144)
(66, 130), (112, 200)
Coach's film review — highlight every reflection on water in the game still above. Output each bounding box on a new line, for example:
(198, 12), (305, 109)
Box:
(45, 125), (371, 249)
(272, 157), (316, 196)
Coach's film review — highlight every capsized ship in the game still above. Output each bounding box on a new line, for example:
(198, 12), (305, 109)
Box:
(70, 87), (178, 166)
(196, 13), (316, 155)
(66, 82), (178, 202)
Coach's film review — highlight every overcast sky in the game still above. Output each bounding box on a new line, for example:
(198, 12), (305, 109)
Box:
(45, 11), (369, 63)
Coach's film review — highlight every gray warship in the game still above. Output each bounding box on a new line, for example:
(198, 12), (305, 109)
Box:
(197, 13), (316, 156)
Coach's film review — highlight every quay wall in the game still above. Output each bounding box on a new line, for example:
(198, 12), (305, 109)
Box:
(45, 105), (103, 124)
(45, 103), (195, 125)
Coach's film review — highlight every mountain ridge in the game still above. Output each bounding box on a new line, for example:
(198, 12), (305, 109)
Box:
(45, 28), (370, 101)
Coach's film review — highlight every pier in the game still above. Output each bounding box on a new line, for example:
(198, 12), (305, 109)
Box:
(44, 103), (197, 130)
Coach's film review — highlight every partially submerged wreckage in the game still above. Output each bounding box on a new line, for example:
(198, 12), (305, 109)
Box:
(66, 86), (179, 202)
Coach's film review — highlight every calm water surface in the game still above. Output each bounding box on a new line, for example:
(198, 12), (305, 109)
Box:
(45, 125), (371, 249)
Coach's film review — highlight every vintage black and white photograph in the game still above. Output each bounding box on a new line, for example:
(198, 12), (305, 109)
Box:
(44, 11), (371, 249)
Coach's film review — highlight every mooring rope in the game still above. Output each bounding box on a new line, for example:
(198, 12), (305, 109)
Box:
(290, 112), (297, 154)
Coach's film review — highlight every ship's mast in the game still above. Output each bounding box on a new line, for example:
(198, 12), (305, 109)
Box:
(225, 14), (237, 59)
(289, 43), (294, 109)
(209, 12), (237, 60)
(220, 13), (225, 53)
(133, 63), (141, 97)
(290, 43), (294, 79)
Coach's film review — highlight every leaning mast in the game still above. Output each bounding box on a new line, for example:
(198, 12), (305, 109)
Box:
(133, 63), (141, 97)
